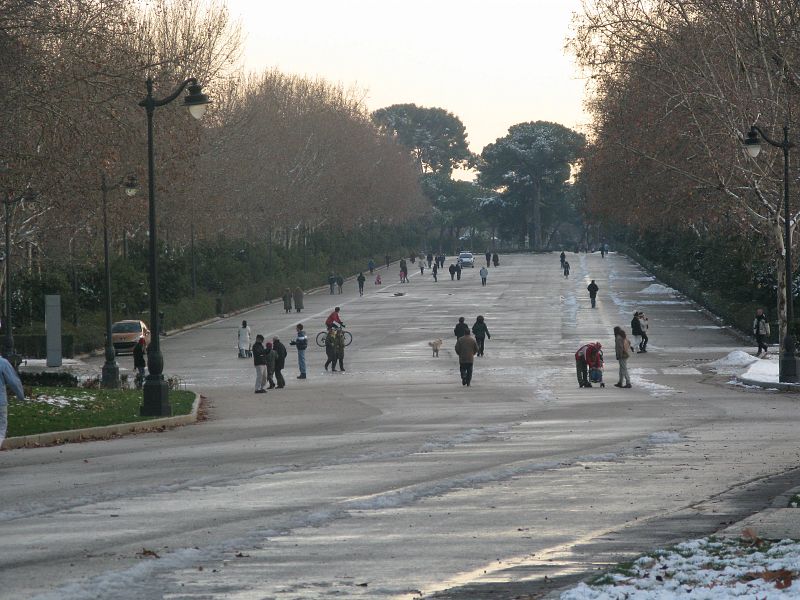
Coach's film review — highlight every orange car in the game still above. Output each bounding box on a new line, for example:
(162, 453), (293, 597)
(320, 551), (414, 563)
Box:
(111, 320), (151, 354)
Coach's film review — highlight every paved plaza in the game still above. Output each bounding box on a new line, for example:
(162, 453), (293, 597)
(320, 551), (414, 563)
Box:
(1, 252), (798, 599)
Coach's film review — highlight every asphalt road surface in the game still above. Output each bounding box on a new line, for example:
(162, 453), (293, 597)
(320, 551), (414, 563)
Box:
(2, 252), (798, 600)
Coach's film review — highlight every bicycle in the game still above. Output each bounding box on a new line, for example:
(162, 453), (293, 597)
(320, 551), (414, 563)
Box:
(316, 326), (353, 347)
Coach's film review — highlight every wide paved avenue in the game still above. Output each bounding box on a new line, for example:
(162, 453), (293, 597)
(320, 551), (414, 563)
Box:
(2, 253), (797, 599)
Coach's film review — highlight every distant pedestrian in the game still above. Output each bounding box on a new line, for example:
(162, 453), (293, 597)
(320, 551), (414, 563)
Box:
(324, 327), (338, 372)
(133, 337), (147, 386)
(357, 272), (366, 296)
(272, 336), (287, 388)
(252, 334), (267, 393)
(753, 308), (770, 357)
(454, 316), (470, 338)
(471, 315), (490, 356)
(419, 262), (425, 275)
(238, 320), (251, 358)
(410, 252), (416, 264)
(282, 288), (293, 313)
(293, 286), (304, 313)
(479, 266), (488, 286)
(587, 279), (599, 308)
(328, 273), (336, 294)
(289, 323), (308, 379)
(631, 311), (644, 351)
(492, 253), (499, 267)
(0, 354), (24, 446)
(600, 245), (606, 258)
(264, 341), (277, 389)
(375, 273), (382, 285)
(399, 258), (407, 276)
(485, 250), (491, 267)
(368, 258), (375, 274)
(456, 262), (462, 280)
(336, 274), (344, 294)
(334, 328), (346, 371)
(563, 261), (570, 278)
(560, 251), (566, 269)
(575, 342), (603, 388)
(614, 326), (632, 388)
(385, 254), (391, 268)
(432, 262), (438, 282)
(448, 264), (456, 280)
(427, 252), (433, 268)
(455, 332), (479, 387)
(638, 311), (649, 352)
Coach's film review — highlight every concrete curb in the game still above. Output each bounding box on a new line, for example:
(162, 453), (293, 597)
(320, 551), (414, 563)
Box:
(737, 376), (800, 392)
(1, 391), (201, 450)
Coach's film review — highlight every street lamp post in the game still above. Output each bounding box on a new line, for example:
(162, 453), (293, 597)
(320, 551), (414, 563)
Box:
(138, 76), (210, 416)
(100, 173), (138, 388)
(744, 124), (799, 382)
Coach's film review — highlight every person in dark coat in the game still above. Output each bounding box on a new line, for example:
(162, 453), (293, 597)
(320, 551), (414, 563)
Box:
(328, 273), (336, 294)
(334, 328), (346, 371)
(368, 259), (375, 274)
(264, 342), (277, 389)
(252, 335), (267, 393)
(587, 280), (599, 308)
(385, 253), (390, 268)
(560, 251), (566, 269)
(454, 316), (470, 338)
(282, 288), (293, 313)
(492, 252), (499, 267)
(563, 260), (570, 277)
(485, 250), (491, 267)
(448, 264), (456, 280)
(455, 332), (479, 386)
(357, 272), (366, 296)
(471, 315), (491, 357)
(293, 286), (304, 313)
(133, 337), (147, 386)
(324, 327), (338, 372)
(426, 252), (433, 268)
(631, 312), (644, 352)
(432, 262), (438, 282)
(753, 308), (770, 357)
(336, 274), (344, 294)
(272, 336), (288, 388)
(456, 262), (462, 280)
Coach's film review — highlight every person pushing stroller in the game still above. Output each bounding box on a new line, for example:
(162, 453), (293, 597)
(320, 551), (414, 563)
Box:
(575, 341), (604, 388)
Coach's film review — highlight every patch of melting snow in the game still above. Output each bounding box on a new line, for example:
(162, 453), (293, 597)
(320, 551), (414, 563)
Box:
(561, 537), (800, 600)
(630, 374), (675, 397)
(639, 283), (677, 295)
(648, 431), (682, 444)
(709, 350), (759, 376)
(32, 393), (96, 408)
(742, 356), (780, 384)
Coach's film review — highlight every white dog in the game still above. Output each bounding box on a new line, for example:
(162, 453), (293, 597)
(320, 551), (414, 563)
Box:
(428, 338), (443, 357)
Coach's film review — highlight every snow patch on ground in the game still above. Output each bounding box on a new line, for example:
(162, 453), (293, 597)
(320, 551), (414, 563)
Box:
(561, 537), (800, 600)
(709, 350), (759, 373)
(630, 374), (675, 397)
(742, 356), (780, 384)
(648, 431), (682, 444)
(639, 283), (677, 295)
(32, 393), (96, 408)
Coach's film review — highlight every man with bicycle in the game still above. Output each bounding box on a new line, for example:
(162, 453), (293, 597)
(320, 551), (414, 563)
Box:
(325, 307), (344, 330)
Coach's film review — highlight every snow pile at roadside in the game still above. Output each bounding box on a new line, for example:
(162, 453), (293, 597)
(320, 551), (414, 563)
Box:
(561, 536), (800, 599)
(639, 283), (677, 295)
(742, 355), (780, 384)
(709, 350), (759, 371)
(32, 393), (96, 408)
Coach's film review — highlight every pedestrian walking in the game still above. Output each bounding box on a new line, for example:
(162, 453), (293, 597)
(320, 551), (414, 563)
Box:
(454, 316), (470, 338)
(357, 272), (366, 296)
(479, 266), (488, 286)
(133, 337), (146, 387)
(252, 334), (267, 393)
(587, 279), (599, 308)
(282, 288), (293, 313)
(272, 336), (287, 388)
(563, 260), (570, 278)
(485, 250), (491, 268)
(324, 327), (338, 372)
(328, 272), (336, 295)
(334, 327), (346, 371)
(471, 315), (490, 356)
(427, 252), (433, 268)
(574, 342), (603, 388)
(399, 258), (407, 276)
(638, 311), (649, 352)
(456, 262), (462, 280)
(238, 320), (251, 359)
(264, 341), (277, 389)
(600, 245), (606, 258)
(753, 308), (770, 357)
(385, 253), (391, 268)
(336, 274), (344, 294)
(631, 311), (644, 351)
(560, 251), (566, 269)
(293, 286), (304, 313)
(375, 273), (382, 285)
(614, 326), (632, 388)
(432, 262), (438, 282)
(419, 262), (425, 275)
(368, 258), (375, 274)
(449, 264), (456, 280)
(492, 252), (499, 267)
(410, 252), (416, 264)
(0, 354), (25, 447)
(455, 332), (479, 387)
(289, 323), (308, 379)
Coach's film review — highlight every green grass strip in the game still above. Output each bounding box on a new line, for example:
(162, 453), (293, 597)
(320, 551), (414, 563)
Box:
(7, 387), (195, 437)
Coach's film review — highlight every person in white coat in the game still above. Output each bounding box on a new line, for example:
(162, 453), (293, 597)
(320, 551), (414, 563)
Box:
(238, 320), (252, 358)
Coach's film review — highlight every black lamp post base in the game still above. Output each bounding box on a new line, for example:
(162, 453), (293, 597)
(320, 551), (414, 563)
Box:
(101, 362), (120, 389)
(779, 351), (800, 383)
(140, 378), (171, 416)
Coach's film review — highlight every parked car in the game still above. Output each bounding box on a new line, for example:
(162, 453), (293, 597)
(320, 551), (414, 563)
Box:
(111, 320), (151, 354)
(457, 251), (475, 267)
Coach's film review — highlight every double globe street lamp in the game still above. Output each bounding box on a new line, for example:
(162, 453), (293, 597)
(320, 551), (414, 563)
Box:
(100, 173), (138, 388)
(138, 77), (210, 416)
(743, 124), (799, 383)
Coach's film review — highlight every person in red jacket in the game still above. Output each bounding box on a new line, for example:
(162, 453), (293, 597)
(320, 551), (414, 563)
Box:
(575, 342), (603, 388)
(325, 307), (344, 329)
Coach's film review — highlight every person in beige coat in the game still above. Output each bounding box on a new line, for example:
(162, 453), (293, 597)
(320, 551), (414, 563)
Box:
(613, 326), (632, 388)
(455, 332), (479, 387)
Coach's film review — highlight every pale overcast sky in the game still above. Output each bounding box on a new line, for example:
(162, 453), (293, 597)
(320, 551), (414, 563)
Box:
(225, 0), (588, 153)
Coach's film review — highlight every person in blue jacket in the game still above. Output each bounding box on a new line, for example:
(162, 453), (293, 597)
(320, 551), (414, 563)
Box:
(0, 356), (25, 446)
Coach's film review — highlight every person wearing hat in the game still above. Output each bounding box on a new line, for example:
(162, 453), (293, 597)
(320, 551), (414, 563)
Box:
(454, 316), (470, 338)
(272, 336), (288, 388)
(264, 341), (277, 389)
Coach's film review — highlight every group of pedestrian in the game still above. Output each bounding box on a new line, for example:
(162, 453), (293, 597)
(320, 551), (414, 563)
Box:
(252, 332), (288, 393)
(328, 273), (345, 294)
(630, 311), (649, 352)
(448, 262), (462, 280)
(560, 252), (571, 277)
(281, 287), (305, 314)
(483, 250), (499, 267)
(574, 325), (633, 390)
(324, 327), (346, 372)
(453, 315), (492, 387)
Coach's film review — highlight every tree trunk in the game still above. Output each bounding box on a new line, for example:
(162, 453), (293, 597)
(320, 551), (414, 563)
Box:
(532, 184), (542, 251)
(775, 218), (788, 352)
